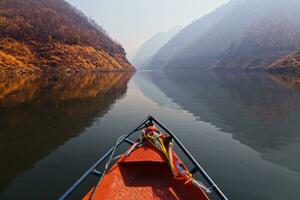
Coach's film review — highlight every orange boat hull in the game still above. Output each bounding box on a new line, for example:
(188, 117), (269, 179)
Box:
(83, 144), (210, 200)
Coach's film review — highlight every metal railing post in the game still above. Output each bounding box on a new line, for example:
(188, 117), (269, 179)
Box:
(59, 116), (150, 200)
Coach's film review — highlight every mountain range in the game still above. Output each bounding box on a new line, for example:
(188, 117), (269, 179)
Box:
(131, 26), (181, 69)
(145, 0), (300, 72)
(0, 0), (133, 78)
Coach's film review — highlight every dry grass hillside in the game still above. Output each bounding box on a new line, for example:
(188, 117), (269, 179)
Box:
(0, 0), (133, 78)
(269, 51), (300, 73)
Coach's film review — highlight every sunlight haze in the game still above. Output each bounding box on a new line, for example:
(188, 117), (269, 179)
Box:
(66, 0), (229, 52)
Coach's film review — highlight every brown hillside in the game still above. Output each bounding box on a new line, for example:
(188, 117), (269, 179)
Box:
(0, 0), (133, 78)
(269, 51), (300, 73)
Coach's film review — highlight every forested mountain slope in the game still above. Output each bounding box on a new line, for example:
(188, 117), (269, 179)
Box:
(0, 0), (133, 78)
(147, 0), (300, 72)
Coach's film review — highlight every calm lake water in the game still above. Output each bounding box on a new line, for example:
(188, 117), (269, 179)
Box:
(1, 71), (300, 200)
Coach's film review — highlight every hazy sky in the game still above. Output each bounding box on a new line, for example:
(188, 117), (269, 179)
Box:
(67, 0), (228, 52)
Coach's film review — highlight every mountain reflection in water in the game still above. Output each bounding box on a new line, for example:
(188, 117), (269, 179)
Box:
(140, 71), (300, 173)
(0, 72), (133, 191)
(1, 70), (300, 200)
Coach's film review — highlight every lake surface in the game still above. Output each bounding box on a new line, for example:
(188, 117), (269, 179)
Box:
(0, 71), (300, 200)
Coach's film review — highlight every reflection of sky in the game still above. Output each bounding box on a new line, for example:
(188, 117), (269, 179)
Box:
(1, 71), (300, 200)
(133, 71), (300, 199)
(66, 0), (228, 51)
(139, 71), (300, 173)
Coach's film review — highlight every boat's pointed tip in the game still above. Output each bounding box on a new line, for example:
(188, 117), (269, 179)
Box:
(147, 115), (154, 120)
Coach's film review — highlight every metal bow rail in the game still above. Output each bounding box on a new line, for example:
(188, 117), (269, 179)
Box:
(59, 115), (228, 200)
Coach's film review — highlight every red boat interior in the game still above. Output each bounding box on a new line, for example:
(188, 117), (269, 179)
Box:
(83, 144), (209, 200)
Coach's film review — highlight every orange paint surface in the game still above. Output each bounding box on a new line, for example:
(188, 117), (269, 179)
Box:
(83, 144), (210, 200)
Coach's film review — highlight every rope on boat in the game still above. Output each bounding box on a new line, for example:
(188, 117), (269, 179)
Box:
(111, 140), (141, 161)
(143, 125), (212, 194)
(90, 124), (211, 199)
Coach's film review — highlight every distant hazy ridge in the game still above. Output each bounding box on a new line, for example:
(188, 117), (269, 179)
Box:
(132, 26), (181, 69)
(146, 0), (300, 72)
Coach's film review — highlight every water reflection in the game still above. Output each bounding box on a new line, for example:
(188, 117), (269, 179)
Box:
(140, 71), (300, 173)
(268, 74), (300, 91)
(0, 72), (133, 191)
(1, 70), (300, 200)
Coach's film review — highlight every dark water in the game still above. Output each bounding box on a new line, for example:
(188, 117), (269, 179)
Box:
(0, 71), (300, 200)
